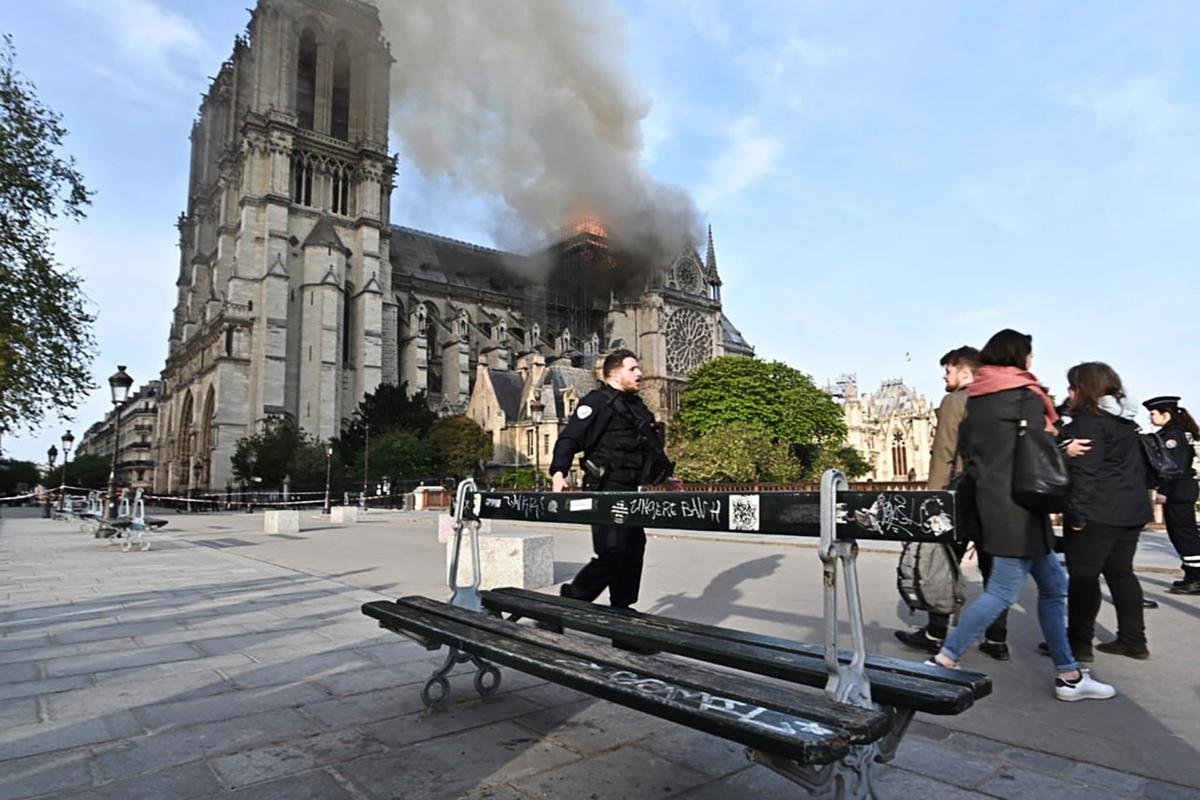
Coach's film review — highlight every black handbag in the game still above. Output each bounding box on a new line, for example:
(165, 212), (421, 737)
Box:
(1012, 418), (1069, 514)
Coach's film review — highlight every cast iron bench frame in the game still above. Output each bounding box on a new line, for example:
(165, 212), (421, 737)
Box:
(362, 470), (989, 799)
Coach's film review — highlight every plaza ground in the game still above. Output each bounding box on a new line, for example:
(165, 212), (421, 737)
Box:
(1, 506), (1197, 799)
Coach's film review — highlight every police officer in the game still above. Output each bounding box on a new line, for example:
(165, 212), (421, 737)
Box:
(549, 348), (675, 608)
(1144, 396), (1200, 595)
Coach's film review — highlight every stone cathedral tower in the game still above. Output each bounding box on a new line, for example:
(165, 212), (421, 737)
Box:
(157, 0), (393, 493)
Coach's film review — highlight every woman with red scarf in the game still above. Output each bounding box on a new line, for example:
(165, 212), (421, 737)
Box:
(928, 329), (1116, 701)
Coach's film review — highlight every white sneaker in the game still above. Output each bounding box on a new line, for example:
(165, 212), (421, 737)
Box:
(1055, 669), (1116, 701)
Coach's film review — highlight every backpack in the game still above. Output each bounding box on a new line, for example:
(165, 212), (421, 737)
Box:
(1139, 431), (1185, 486)
(896, 541), (965, 616)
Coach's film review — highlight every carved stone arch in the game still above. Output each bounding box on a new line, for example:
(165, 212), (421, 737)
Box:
(197, 386), (216, 487)
(176, 390), (195, 466)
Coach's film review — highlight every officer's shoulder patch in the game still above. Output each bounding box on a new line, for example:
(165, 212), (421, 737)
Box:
(576, 405), (593, 419)
(1166, 438), (1177, 448)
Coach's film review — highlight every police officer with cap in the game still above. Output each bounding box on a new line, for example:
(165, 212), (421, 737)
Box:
(1144, 395), (1200, 594)
(550, 348), (676, 608)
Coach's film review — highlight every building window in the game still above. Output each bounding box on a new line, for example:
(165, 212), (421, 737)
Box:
(342, 285), (354, 365)
(543, 433), (550, 455)
(331, 165), (353, 215)
(526, 429), (534, 457)
(224, 327), (233, 356)
(296, 29), (317, 131)
(331, 41), (351, 141)
(291, 151), (313, 207)
(891, 432), (907, 478)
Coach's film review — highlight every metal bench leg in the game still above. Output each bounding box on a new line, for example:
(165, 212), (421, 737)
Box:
(419, 646), (502, 708)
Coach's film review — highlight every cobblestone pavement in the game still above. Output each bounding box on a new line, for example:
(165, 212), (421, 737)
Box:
(1, 508), (1197, 799)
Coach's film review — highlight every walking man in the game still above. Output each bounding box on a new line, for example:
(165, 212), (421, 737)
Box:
(896, 346), (1011, 659)
(549, 349), (675, 608)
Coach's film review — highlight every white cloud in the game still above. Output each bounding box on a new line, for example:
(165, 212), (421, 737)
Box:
(695, 116), (783, 208)
(1054, 75), (1184, 138)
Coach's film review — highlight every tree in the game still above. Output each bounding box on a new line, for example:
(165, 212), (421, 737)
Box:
(427, 415), (492, 479)
(0, 458), (39, 492)
(42, 453), (109, 489)
(669, 422), (801, 483)
(231, 415), (308, 486)
(337, 382), (435, 467)
(673, 356), (864, 481)
(0, 36), (97, 433)
(369, 429), (430, 482)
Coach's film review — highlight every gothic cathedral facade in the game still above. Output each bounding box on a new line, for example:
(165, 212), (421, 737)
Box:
(155, 0), (752, 493)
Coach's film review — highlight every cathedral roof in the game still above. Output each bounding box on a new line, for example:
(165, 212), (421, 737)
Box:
(720, 313), (754, 356)
(303, 215), (350, 254)
(390, 226), (529, 292)
(488, 369), (524, 420)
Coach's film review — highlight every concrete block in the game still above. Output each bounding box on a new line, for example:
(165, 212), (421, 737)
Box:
(264, 510), (299, 534)
(331, 506), (359, 524)
(445, 533), (553, 590)
(437, 513), (491, 543)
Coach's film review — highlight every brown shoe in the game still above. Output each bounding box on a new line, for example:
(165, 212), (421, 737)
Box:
(1096, 640), (1150, 660)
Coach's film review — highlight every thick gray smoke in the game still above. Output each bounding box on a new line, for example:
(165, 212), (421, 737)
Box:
(374, 0), (701, 266)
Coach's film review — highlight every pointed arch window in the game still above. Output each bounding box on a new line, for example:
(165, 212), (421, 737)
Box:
(291, 150), (313, 206)
(342, 283), (355, 365)
(296, 29), (317, 131)
(331, 41), (351, 141)
(891, 431), (908, 478)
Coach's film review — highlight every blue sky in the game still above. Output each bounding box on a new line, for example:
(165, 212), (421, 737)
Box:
(4, 0), (1199, 464)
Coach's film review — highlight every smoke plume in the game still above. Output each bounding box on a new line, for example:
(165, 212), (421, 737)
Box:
(374, 0), (701, 266)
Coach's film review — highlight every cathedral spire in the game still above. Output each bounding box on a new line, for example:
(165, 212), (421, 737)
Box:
(704, 224), (720, 283)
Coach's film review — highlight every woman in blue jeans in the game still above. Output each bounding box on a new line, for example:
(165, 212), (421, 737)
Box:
(928, 329), (1115, 702)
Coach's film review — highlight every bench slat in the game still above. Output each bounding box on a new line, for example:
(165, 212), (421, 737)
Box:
(465, 489), (959, 543)
(480, 589), (977, 715)
(362, 598), (858, 764)
(485, 588), (990, 700)
(393, 595), (891, 745)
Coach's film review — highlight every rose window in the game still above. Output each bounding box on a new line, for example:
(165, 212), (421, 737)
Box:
(665, 308), (713, 376)
(675, 261), (704, 294)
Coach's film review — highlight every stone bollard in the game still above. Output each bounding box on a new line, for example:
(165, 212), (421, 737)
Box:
(331, 506), (359, 524)
(445, 532), (553, 590)
(264, 510), (300, 534)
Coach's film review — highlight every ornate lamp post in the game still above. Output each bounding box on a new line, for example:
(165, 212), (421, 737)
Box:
(530, 400), (545, 492)
(106, 365), (133, 520)
(44, 445), (57, 518)
(245, 451), (256, 512)
(59, 430), (74, 513)
(323, 443), (333, 514)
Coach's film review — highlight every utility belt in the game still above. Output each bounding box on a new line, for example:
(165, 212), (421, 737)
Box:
(583, 451), (673, 489)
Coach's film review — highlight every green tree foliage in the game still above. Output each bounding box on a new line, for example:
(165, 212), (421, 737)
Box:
(42, 453), (109, 489)
(0, 458), (39, 492)
(669, 422), (801, 483)
(673, 356), (868, 481)
(231, 415), (313, 486)
(367, 428), (430, 482)
(338, 382), (434, 467)
(427, 415), (493, 479)
(0, 36), (97, 432)
(493, 466), (540, 489)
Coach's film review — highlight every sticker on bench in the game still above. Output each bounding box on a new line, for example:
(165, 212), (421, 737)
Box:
(729, 494), (760, 532)
(556, 657), (833, 739)
(568, 498), (593, 512)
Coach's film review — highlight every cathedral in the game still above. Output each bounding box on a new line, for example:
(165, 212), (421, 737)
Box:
(154, 0), (752, 493)
(827, 376), (936, 482)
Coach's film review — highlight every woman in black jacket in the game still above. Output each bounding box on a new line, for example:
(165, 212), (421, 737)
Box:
(930, 330), (1115, 701)
(1060, 363), (1153, 659)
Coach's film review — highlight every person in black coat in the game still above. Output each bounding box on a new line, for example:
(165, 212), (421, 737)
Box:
(930, 329), (1115, 701)
(1060, 363), (1153, 659)
(1143, 396), (1200, 594)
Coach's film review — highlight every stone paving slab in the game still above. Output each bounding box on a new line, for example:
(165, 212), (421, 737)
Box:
(2, 509), (1198, 799)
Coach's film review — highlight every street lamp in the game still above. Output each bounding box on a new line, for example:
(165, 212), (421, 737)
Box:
(530, 400), (545, 492)
(59, 430), (74, 513)
(106, 365), (133, 520)
(323, 442), (333, 514)
(44, 445), (57, 518)
(245, 451), (257, 512)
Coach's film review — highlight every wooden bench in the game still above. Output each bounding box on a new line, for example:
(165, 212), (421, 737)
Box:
(362, 471), (989, 799)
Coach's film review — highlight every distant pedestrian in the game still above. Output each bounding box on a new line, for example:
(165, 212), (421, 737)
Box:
(1143, 396), (1200, 595)
(928, 329), (1115, 701)
(1058, 363), (1153, 660)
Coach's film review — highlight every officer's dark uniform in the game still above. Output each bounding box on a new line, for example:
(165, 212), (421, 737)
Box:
(1144, 396), (1200, 591)
(550, 384), (661, 608)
